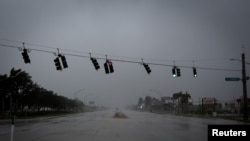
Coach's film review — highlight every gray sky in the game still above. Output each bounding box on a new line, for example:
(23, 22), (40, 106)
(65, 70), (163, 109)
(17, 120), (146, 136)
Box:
(0, 0), (250, 108)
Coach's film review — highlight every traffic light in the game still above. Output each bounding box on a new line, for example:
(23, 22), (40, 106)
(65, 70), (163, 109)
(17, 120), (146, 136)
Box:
(108, 60), (114, 73)
(172, 67), (181, 77)
(61, 55), (68, 68)
(172, 67), (176, 77)
(21, 49), (31, 64)
(176, 67), (181, 77)
(91, 58), (100, 70)
(54, 57), (62, 71)
(193, 67), (197, 77)
(143, 63), (151, 74)
(104, 60), (114, 74)
(104, 62), (109, 74)
(236, 99), (241, 103)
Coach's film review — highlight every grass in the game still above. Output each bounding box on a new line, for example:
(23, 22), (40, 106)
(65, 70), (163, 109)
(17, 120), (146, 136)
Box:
(175, 113), (250, 123)
(0, 110), (83, 120)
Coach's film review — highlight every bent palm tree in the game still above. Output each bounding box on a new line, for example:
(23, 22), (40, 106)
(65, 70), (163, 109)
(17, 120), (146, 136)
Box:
(8, 68), (32, 114)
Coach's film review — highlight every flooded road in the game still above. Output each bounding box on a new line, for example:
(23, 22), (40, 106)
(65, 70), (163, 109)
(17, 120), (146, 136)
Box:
(0, 110), (248, 141)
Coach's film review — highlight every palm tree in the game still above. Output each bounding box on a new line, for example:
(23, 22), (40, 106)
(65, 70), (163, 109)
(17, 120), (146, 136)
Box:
(9, 68), (32, 89)
(7, 68), (32, 114)
(0, 74), (8, 117)
(172, 91), (191, 104)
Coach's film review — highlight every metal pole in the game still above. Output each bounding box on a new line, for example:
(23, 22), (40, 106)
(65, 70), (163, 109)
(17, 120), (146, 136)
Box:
(9, 70), (21, 141)
(10, 111), (14, 141)
(241, 53), (248, 120)
(10, 85), (17, 141)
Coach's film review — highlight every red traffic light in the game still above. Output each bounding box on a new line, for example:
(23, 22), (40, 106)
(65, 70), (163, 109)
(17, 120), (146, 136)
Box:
(236, 99), (241, 103)
(108, 61), (114, 73)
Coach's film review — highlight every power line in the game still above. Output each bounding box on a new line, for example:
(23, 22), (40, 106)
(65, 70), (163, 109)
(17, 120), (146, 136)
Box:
(0, 44), (21, 49)
(0, 38), (142, 61)
(0, 39), (243, 64)
(0, 43), (241, 72)
(2, 39), (233, 64)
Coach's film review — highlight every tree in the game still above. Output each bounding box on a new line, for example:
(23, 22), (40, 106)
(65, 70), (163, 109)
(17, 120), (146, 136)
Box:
(0, 68), (86, 118)
(137, 97), (143, 106)
(9, 68), (32, 89)
(144, 96), (152, 110)
(9, 68), (32, 113)
(172, 91), (192, 113)
(0, 74), (8, 116)
(172, 91), (191, 105)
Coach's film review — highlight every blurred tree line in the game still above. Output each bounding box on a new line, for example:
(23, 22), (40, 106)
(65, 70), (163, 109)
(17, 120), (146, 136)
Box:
(0, 68), (84, 118)
(137, 91), (191, 111)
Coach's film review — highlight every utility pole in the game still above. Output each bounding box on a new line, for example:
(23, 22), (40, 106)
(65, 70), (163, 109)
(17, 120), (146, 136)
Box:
(241, 52), (248, 120)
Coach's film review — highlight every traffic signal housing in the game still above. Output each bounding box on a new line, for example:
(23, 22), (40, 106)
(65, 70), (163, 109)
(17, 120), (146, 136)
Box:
(172, 67), (181, 77)
(193, 67), (197, 77)
(108, 61), (114, 73)
(176, 68), (181, 77)
(54, 57), (62, 71)
(172, 67), (176, 77)
(104, 60), (114, 74)
(236, 98), (241, 103)
(61, 55), (68, 68)
(143, 63), (151, 74)
(91, 57), (100, 70)
(21, 49), (31, 64)
(104, 62), (109, 74)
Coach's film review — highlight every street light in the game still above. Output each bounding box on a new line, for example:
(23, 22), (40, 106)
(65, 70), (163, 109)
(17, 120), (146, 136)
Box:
(73, 88), (85, 99)
(149, 89), (162, 99)
(230, 58), (250, 65)
(84, 93), (94, 104)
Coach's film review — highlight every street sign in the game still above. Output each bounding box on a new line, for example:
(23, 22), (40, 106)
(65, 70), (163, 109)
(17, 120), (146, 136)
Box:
(225, 77), (241, 81)
(202, 98), (215, 105)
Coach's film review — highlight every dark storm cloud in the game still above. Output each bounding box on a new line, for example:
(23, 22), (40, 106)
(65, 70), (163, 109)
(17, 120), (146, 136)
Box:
(0, 0), (249, 108)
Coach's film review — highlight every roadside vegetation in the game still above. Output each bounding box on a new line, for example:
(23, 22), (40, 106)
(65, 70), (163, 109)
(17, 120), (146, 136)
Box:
(134, 93), (250, 123)
(0, 68), (85, 120)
